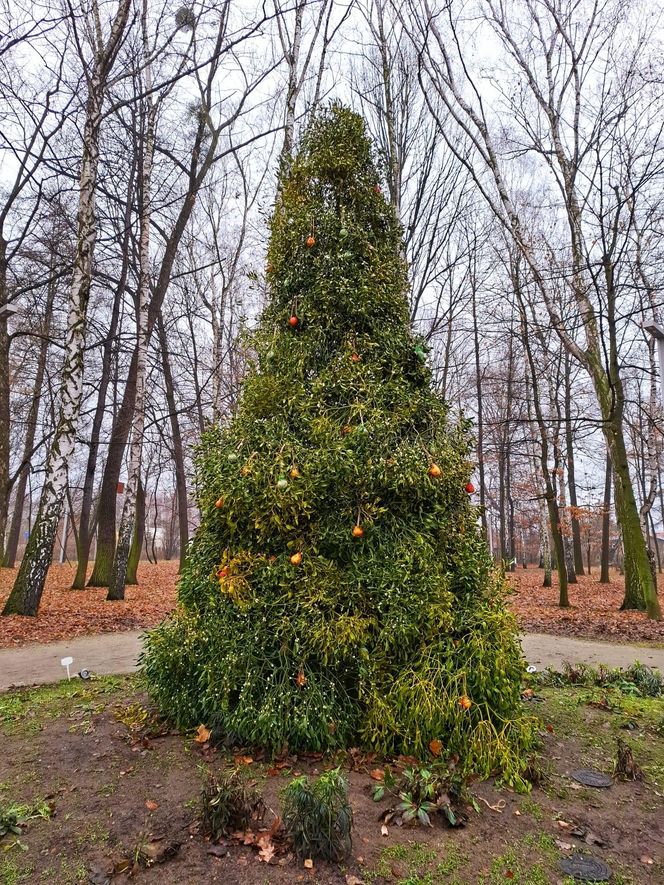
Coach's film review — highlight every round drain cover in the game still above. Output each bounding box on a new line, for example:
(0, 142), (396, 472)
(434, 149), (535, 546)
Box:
(571, 768), (613, 788)
(559, 853), (612, 881)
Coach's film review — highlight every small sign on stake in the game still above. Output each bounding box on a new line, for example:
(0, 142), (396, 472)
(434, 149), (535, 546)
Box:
(61, 656), (74, 681)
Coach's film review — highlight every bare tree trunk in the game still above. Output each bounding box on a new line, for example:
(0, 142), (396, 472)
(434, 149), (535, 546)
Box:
(470, 255), (487, 539)
(3, 0), (131, 616)
(109, 15), (154, 602)
(600, 453), (612, 584)
(72, 172), (134, 588)
(0, 240), (9, 562)
(158, 311), (189, 570)
(3, 268), (56, 567)
(126, 478), (145, 585)
(564, 352), (584, 575)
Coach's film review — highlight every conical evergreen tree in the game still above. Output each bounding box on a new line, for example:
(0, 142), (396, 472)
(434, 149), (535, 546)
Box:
(143, 106), (533, 785)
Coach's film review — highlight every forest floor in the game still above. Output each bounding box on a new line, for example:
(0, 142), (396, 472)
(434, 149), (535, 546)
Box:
(1, 674), (663, 884)
(508, 568), (664, 645)
(0, 562), (178, 649)
(2, 562), (664, 649)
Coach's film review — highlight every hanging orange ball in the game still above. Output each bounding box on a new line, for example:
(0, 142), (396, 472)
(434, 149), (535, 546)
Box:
(295, 670), (307, 687)
(459, 696), (472, 710)
(306, 235), (315, 248)
(352, 525), (364, 538)
(215, 497), (224, 509)
(465, 482), (475, 494)
(267, 262), (274, 273)
(351, 352), (360, 363)
(428, 463), (442, 478)
(290, 467), (300, 479)
(290, 551), (303, 566)
(288, 315), (299, 327)
(218, 567), (229, 579)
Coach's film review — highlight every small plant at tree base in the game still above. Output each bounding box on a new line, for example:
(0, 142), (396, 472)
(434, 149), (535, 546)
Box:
(373, 766), (465, 828)
(201, 769), (265, 839)
(282, 768), (352, 861)
(0, 799), (53, 839)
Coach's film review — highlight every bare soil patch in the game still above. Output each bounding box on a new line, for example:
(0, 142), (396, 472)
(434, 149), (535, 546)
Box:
(1, 676), (663, 884)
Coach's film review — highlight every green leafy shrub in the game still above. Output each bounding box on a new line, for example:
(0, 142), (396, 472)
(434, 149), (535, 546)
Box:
(201, 769), (265, 839)
(373, 766), (466, 827)
(142, 104), (534, 787)
(282, 768), (352, 861)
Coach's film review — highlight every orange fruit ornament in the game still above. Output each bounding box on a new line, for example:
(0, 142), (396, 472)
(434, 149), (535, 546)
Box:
(428, 463), (442, 478)
(465, 482), (475, 494)
(306, 234), (315, 247)
(218, 567), (228, 579)
(459, 695), (472, 710)
(351, 352), (360, 363)
(215, 497), (224, 509)
(290, 551), (302, 566)
(295, 670), (307, 687)
(290, 467), (300, 479)
(352, 525), (364, 538)
(288, 315), (299, 328)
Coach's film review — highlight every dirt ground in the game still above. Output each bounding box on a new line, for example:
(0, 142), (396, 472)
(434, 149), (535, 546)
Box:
(3, 562), (664, 651)
(1, 675), (663, 884)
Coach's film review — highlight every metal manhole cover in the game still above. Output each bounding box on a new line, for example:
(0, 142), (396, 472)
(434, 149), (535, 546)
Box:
(570, 768), (613, 788)
(559, 853), (612, 881)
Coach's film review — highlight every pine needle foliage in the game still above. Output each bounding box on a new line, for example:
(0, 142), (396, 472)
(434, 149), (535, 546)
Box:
(142, 104), (534, 787)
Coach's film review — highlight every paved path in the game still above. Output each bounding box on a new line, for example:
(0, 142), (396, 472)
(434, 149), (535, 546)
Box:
(2, 630), (664, 692)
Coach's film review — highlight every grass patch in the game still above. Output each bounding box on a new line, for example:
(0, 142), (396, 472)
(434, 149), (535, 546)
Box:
(0, 676), (135, 735)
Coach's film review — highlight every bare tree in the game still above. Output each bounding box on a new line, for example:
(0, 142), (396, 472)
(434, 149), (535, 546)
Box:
(3, 0), (133, 616)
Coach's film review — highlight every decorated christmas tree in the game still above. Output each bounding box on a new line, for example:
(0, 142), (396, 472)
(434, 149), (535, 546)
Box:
(143, 106), (533, 785)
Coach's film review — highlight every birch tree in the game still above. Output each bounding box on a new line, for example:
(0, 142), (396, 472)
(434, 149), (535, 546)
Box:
(3, 0), (132, 616)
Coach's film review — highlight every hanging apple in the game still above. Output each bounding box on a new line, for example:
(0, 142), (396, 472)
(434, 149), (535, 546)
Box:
(352, 525), (364, 538)
(351, 352), (360, 363)
(218, 567), (229, 579)
(306, 234), (315, 247)
(459, 695), (472, 710)
(339, 227), (348, 238)
(215, 497), (224, 509)
(288, 314), (299, 328)
(465, 482), (475, 494)
(277, 477), (289, 491)
(428, 463), (442, 478)
(290, 551), (302, 566)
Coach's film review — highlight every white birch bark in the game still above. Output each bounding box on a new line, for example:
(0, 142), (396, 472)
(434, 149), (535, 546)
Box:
(108, 0), (155, 601)
(3, 0), (131, 616)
